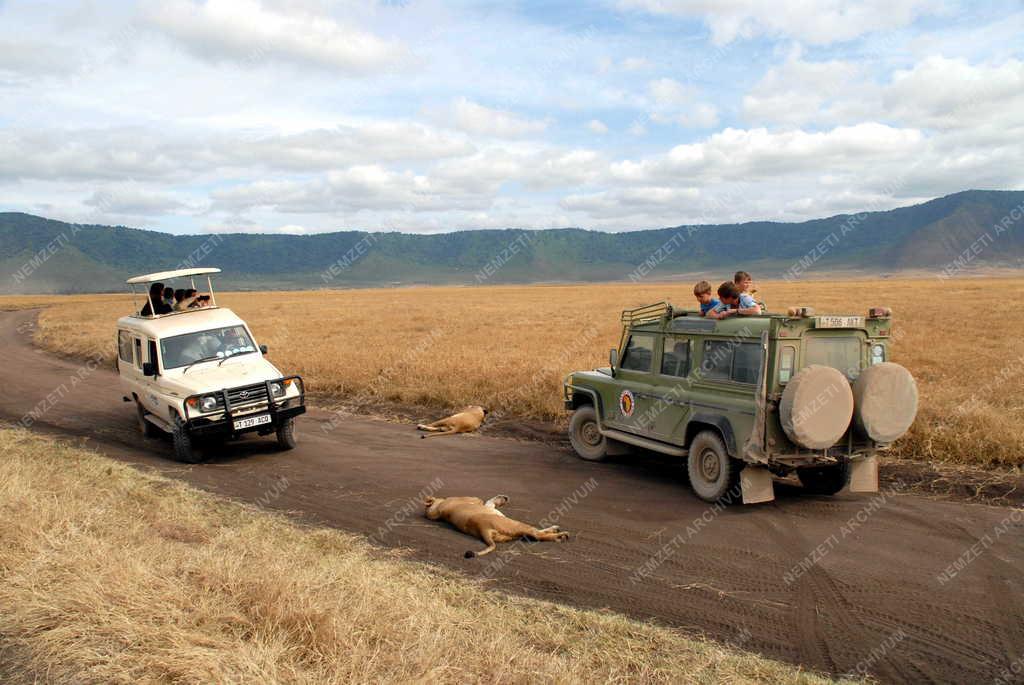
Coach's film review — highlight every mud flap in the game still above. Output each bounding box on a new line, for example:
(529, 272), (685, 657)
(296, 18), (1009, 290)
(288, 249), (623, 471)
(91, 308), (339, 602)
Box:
(741, 466), (775, 504)
(848, 454), (879, 492)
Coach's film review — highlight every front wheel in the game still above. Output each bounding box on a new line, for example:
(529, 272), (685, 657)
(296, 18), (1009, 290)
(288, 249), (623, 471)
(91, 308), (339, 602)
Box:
(276, 417), (297, 450)
(172, 417), (202, 464)
(687, 431), (742, 503)
(797, 461), (850, 495)
(568, 405), (607, 461)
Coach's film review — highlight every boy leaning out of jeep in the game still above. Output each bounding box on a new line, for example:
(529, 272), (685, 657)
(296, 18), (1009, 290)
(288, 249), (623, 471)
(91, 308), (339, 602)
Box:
(693, 280), (720, 316)
(706, 281), (762, 319)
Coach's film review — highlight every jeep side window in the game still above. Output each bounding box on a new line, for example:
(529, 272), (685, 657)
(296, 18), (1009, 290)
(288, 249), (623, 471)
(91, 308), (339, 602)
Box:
(701, 341), (732, 381)
(133, 337), (142, 369)
(118, 331), (133, 363)
(661, 337), (690, 377)
(702, 341), (762, 384)
(620, 334), (655, 372)
(778, 345), (796, 383)
(732, 342), (762, 384)
(148, 340), (159, 371)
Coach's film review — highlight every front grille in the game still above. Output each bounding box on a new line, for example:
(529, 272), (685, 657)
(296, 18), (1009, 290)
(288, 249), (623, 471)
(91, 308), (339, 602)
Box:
(226, 383), (268, 407)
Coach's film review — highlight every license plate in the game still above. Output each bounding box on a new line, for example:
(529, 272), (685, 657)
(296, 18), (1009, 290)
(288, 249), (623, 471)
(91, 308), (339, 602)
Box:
(233, 414), (272, 430)
(816, 315), (864, 328)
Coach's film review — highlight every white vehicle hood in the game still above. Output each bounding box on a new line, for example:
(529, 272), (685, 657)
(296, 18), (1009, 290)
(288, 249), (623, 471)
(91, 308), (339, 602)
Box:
(164, 356), (284, 396)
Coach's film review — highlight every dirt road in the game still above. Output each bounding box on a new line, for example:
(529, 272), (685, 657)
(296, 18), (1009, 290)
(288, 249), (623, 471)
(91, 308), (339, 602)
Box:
(3, 309), (1022, 684)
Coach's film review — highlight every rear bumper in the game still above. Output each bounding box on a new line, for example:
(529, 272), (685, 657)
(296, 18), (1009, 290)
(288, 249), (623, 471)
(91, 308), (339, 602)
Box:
(183, 376), (306, 438)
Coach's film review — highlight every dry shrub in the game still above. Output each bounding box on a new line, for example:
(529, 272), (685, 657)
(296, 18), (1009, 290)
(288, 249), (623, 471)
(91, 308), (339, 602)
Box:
(13, 276), (1024, 467)
(0, 429), (840, 684)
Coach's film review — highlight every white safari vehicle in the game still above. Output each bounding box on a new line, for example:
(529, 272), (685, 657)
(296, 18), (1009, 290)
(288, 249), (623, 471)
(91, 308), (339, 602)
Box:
(117, 267), (306, 463)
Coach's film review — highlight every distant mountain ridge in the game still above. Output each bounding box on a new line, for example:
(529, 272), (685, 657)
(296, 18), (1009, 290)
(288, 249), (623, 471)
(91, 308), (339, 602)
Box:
(2, 189), (1022, 293)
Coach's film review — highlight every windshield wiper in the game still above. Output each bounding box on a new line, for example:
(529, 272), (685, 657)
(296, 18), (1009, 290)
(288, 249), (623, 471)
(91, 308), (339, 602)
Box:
(217, 350), (255, 366)
(182, 355), (220, 374)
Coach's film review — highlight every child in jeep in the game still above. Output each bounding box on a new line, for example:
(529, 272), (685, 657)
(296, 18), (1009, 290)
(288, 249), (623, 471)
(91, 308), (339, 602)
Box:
(707, 281), (762, 319)
(734, 270), (765, 311)
(693, 280), (720, 316)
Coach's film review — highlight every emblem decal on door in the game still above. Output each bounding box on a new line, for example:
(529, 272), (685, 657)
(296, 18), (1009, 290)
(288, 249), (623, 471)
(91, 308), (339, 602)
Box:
(619, 389), (635, 418)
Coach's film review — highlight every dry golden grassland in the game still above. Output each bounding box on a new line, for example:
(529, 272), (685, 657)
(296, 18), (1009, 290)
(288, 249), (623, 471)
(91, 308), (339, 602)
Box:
(0, 428), (841, 685)
(12, 276), (1024, 467)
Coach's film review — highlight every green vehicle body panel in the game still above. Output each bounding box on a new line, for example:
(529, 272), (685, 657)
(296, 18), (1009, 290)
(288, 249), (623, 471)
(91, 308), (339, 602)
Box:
(564, 303), (894, 464)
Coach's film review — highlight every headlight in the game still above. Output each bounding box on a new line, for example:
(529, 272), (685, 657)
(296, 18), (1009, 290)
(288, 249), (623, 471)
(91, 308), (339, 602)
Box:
(871, 344), (885, 365)
(270, 381), (284, 397)
(200, 395), (218, 411)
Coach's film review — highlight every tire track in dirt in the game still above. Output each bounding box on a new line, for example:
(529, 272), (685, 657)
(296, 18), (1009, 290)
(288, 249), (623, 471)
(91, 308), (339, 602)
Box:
(882, 500), (1024, 676)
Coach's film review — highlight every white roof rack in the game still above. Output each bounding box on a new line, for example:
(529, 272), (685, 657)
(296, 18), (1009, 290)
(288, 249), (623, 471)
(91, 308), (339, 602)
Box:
(126, 267), (221, 285)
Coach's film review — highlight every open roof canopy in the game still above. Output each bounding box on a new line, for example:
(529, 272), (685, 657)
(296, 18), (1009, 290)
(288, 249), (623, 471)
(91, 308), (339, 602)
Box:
(126, 267), (221, 285)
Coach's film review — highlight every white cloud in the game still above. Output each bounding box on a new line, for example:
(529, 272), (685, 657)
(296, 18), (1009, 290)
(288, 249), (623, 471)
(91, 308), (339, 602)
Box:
(884, 56), (1024, 131)
(0, 39), (81, 77)
(618, 0), (936, 45)
(0, 121), (476, 182)
(561, 186), (700, 218)
(648, 77), (694, 106)
(611, 123), (925, 184)
(449, 98), (549, 138)
(742, 55), (870, 125)
(83, 186), (190, 215)
(652, 103), (719, 128)
(647, 78), (717, 128)
(144, 0), (407, 73)
(622, 56), (652, 71)
(212, 164), (496, 215)
(743, 54), (1024, 133)
(587, 119), (609, 134)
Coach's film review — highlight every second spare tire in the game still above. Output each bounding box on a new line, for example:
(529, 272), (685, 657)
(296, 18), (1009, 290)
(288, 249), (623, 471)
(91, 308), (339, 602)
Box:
(852, 362), (918, 444)
(780, 364), (854, 450)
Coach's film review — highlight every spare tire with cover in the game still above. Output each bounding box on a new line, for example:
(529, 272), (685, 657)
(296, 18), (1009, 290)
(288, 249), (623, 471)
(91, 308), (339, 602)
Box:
(780, 365), (854, 450)
(852, 362), (918, 443)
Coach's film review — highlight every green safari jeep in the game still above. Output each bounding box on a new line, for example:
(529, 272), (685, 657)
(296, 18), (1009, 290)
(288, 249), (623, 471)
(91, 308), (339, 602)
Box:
(563, 302), (918, 504)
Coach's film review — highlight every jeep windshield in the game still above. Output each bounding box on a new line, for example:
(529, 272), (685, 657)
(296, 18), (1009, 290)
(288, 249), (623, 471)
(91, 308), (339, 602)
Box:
(805, 334), (863, 380)
(161, 325), (257, 370)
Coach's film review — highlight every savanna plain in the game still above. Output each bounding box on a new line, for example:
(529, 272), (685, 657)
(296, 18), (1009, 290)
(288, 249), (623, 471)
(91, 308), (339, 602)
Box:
(6, 275), (1024, 469)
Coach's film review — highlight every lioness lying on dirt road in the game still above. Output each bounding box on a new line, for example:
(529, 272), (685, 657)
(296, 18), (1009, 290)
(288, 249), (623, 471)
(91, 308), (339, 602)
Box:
(424, 495), (570, 558)
(416, 405), (488, 438)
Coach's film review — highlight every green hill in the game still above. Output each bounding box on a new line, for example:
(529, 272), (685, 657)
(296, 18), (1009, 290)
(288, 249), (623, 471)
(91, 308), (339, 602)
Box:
(2, 189), (1022, 293)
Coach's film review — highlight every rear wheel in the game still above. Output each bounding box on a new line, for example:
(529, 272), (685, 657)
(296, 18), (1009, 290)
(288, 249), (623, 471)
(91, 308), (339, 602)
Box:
(569, 405), (607, 461)
(687, 431), (742, 503)
(172, 417), (202, 464)
(797, 461), (850, 495)
(136, 401), (161, 438)
(276, 417), (297, 450)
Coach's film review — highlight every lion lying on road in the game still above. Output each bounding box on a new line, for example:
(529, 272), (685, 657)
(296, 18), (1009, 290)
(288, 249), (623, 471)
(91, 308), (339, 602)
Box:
(424, 495), (570, 558)
(416, 405), (488, 438)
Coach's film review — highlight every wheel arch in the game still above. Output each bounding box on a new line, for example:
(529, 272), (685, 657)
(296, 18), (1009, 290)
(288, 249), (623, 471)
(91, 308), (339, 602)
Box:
(569, 386), (604, 417)
(684, 414), (738, 456)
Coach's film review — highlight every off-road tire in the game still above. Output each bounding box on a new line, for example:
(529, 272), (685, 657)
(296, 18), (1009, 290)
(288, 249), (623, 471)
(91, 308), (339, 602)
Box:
(276, 417), (297, 450)
(569, 405), (608, 461)
(687, 430), (742, 503)
(172, 417), (202, 464)
(797, 461), (850, 495)
(136, 401), (161, 438)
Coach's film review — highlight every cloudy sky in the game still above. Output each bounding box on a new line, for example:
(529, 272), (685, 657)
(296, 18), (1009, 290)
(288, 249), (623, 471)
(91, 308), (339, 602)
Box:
(1, 0), (1022, 235)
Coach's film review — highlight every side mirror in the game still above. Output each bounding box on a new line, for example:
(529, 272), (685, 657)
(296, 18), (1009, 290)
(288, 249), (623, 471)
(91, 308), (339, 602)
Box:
(259, 344), (268, 354)
(142, 361), (157, 377)
(609, 348), (618, 368)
